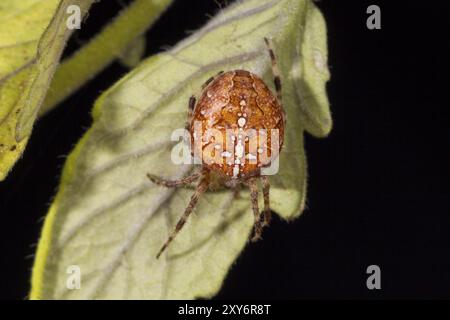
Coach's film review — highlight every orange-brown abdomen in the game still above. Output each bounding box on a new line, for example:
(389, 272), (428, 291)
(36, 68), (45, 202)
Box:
(190, 70), (285, 179)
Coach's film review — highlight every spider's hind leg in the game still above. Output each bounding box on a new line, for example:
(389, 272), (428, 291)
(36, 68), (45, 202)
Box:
(261, 175), (272, 227)
(248, 177), (264, 242)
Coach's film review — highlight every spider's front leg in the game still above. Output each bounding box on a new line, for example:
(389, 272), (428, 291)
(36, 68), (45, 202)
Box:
(147, 172), (200, 188)
(156, 172), (210, 259)
(147, 95), (201, 189)
(185, 95), (196, 131)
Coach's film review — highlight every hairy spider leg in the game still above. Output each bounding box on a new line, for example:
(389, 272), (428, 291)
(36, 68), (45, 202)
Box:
(264, 37), (282, 102)
(147, 172), (200, 188)
(155, 173), (210, 259)
(248, 177), (264, 242)
(261, 175), (271, 227)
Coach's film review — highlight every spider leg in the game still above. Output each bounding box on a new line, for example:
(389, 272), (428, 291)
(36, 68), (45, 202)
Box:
(147, 172), (200, 188)
(264, 37), (282, 103)
(232, 185), (242, 199)
(201, 76), (215, 90)
(261, 175), (272, 227)
(248, 177), (264, 242)
(185, 95), (196, 130)
(156, 174), (210, 259)
(201, 70), (225, 90)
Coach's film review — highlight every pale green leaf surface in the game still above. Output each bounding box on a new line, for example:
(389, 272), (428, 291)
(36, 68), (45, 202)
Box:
(0, 0), (94, 180)
(31, 0), (331, 299)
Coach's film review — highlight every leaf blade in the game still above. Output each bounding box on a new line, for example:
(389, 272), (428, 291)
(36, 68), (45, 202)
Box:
(0, 0), (94, 180)
(31, 0), (331, 299)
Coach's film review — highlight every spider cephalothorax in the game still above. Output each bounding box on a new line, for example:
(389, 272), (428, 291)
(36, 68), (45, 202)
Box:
(148, 38), (285, 258)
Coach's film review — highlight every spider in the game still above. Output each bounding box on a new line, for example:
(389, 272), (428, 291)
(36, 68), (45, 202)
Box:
(148, 38), (285, 259)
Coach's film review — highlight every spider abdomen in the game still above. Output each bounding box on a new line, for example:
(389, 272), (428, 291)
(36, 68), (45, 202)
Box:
(190, 70), (285, 179)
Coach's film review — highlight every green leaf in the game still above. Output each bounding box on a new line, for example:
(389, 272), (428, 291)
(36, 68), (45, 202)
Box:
(31, 0), (331, 299)
(39, 0), (173, 116)
(0, 0), (94, 181)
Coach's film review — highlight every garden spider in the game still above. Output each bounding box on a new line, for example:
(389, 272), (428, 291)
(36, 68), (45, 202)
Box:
(148, 38), (285, 258)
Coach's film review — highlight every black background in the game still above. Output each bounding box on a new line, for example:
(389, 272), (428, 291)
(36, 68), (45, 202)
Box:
(0, 0), (448, 300)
